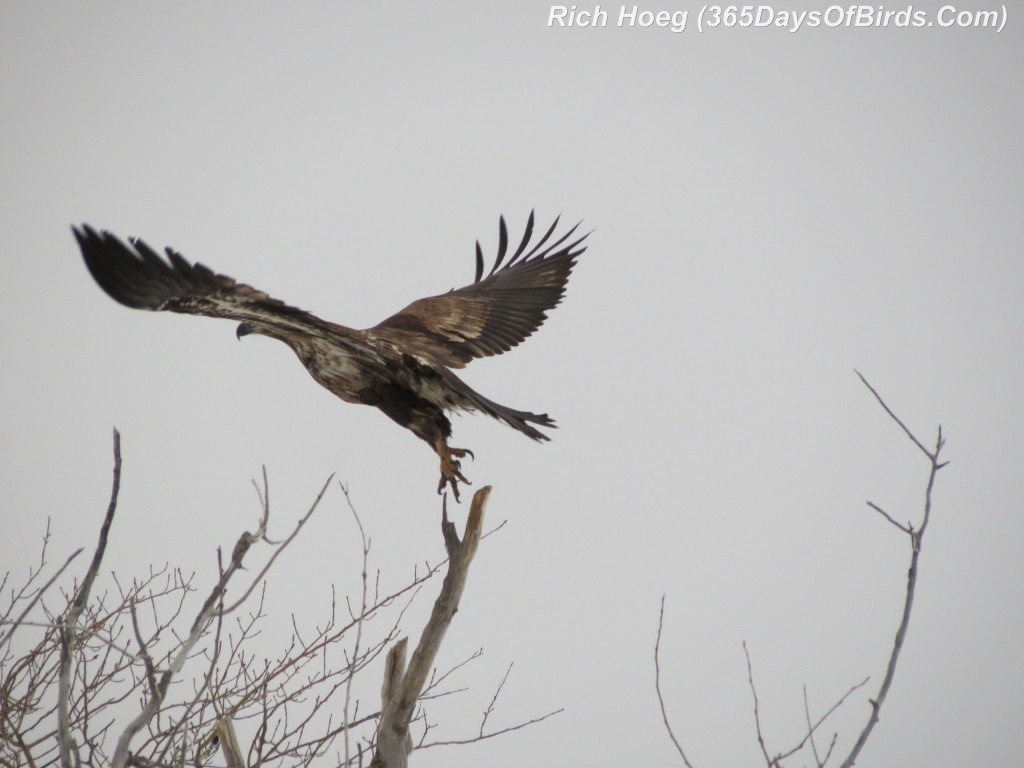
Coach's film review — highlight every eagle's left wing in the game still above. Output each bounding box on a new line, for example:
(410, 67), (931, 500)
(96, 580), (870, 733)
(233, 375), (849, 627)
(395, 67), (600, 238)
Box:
(74, 225), (337, 338)
(368, 212), (588, 368)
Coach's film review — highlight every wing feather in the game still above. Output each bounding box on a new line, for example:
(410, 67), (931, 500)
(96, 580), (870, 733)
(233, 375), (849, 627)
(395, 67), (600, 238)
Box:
(369, 212), (588, 368)
(73, 225), (331, 336)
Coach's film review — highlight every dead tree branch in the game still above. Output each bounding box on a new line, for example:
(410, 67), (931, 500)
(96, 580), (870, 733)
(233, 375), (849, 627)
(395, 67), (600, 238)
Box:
(371, 487), (489, 768)
(772, 677), (868, 764)
(654, 595), (696, 768)
(109, 466), (314, 768)
(0, 546), (83, 651)
(655, 373), (947, 767)
(58, 427), (122, 768)
(7, 442), (539, 767)
(743, 641), (772, 768)
(839, 373), (947, 768)
(220, 469), (332, 615)
(340, 481), (372, 768)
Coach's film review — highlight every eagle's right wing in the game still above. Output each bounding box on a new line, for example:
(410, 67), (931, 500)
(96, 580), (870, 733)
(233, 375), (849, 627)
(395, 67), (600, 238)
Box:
(369, 212), (588, 368)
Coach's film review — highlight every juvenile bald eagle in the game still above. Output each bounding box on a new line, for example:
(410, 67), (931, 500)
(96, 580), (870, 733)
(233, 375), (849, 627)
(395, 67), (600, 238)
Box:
(74, 213), (587, 499)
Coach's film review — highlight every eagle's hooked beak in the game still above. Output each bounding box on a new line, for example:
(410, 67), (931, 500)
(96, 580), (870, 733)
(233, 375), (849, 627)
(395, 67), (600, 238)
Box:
(236, 322), (253, 340)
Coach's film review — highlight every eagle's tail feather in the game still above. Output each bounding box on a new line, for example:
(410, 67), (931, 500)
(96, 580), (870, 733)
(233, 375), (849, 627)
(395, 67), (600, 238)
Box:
(440, 369), (555, 441)
(483, 400), (555, 442)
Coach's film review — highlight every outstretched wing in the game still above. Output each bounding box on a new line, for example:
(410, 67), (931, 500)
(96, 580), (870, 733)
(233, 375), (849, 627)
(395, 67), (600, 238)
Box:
(74, 225), (331, 337)
(369, 212), (588, 368)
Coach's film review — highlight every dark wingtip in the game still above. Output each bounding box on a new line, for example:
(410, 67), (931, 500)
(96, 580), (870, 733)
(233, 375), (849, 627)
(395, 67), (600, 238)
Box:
(74, 225), (180, 310)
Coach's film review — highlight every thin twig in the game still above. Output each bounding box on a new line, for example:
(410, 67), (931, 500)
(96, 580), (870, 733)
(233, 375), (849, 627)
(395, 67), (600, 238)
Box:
(743, 641), (773, 767)
(854, 370), (932, 459)
(340, 481), (371, 768)
(479, 662), (513, 737)
(2, 704), (41, 768)
(865, 501), (913, 534)
(220, 471), (333, 616)
(418, 707), (564, 748)
(803, 686), (823, 768)
(0, 547), (84, 649)
(654, 595), (696, 768)
(774, 676), (869, 763)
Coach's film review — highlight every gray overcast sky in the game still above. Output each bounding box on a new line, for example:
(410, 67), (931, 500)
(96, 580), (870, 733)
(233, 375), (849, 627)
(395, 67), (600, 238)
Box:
(2, 2), (1021, 765)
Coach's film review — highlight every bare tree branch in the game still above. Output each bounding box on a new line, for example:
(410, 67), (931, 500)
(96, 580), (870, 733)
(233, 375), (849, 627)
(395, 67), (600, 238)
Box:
(654, 595), (697, 768)
(213, 716), (245, 768)
(371, 487), (489, 768)
(839, 374), (947, 768)
(220, 469), (331, 616)
(110, 477), (276, 768)
(341, 481), (372, 768)
(655, 374), (946, 768)
(803, 686), (823, 768)
(8, 446), (543, 768)
(2, 704), (40, 768)
(773, 677), (869, 764)
(128, 600), (158, 700)
(59, 428), (122, 768)
(865, 501), (913, 534)
(479, 662), (512, 738)
(418, 706), (564, 748)
(743, 641), (774, 768)
(0, 547), (84, 650)
(854, 370), (934, 460)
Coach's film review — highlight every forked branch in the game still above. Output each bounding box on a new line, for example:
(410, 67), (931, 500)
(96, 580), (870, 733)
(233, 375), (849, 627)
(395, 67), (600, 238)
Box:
(839, 373), (947, 767)
(654, 373), (947, 767)
(371, 487), (490, 768)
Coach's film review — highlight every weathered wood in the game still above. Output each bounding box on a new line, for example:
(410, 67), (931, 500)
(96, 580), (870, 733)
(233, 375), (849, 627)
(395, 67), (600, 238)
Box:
(372, 487), (490, 768)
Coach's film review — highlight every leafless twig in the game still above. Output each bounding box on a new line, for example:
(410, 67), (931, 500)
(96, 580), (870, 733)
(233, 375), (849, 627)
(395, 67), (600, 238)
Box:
(479, 662), (512, 737)
(654, 595), (696, 768)
(865, 501), (913, 534)
(743, 641), (773, 767)
(418, 706), (564, 748)
(341, 481), (372, 768)
(773, 677), (869, 764)
(220, 469), (332, 616)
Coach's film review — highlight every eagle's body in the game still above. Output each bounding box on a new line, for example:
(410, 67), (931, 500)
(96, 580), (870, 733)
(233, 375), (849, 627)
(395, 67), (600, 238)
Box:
(74, 214), (587, 498)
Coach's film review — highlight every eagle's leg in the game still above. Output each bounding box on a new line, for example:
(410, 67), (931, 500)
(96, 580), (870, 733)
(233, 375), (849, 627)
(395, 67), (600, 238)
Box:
(434, 437), (474, 501)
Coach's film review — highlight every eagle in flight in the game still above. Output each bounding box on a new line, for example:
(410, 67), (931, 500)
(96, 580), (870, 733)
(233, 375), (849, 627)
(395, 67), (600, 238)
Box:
(74, 213), (587, 499)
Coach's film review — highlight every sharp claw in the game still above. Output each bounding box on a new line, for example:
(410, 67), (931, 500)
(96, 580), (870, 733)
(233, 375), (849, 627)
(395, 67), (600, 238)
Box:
(449, 447), (475, 461)
(435, 441), (474, 503)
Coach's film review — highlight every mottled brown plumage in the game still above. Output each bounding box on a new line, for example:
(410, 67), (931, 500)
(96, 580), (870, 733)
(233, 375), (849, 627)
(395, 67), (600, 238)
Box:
(74, 213), (587, 498)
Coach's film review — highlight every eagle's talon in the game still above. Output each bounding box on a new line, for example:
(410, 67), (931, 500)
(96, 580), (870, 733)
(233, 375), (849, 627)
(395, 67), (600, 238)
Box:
(436, 440), (473, 502)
